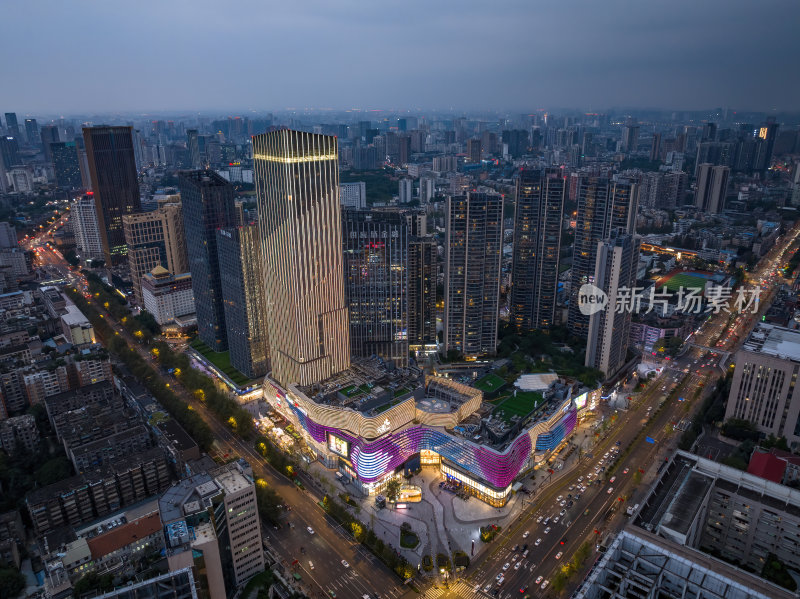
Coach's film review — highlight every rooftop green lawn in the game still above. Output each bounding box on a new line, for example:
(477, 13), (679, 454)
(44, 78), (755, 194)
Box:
(658, 272), (709, 295)
(190, 338), (250, 386)
(474, 373), (506, 393)
(493, 391), (543, 423)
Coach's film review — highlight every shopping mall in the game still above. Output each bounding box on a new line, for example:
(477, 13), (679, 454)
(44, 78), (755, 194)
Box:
(262, 360), (593, 506)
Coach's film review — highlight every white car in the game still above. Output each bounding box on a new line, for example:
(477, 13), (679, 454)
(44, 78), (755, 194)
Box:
(553, 516), (559, 524)
(536, 515), (543, 523)
(512, 554), (519, 562)
(502, 562), (510, 571)
(341, 560), (349, 568)
(560, 500), (566, 506)
(308, 561), (315, 570)
(523, 531), (529, 538)
(307, 527), (315, 534)
(577, 476), (584, 482)
(535, 538), (542, 546)
(544, 527), (551, 534)
(555, 552), (563, 560)
(541, 580), (549, 590)
(607, 486), (614, 494)
(557, 495), (563, 501)
(514, 562), (522, 570)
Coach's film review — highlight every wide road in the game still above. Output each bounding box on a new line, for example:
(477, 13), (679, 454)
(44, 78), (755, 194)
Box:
(51, 251), (409, 599)
(460, 222), (800, 598)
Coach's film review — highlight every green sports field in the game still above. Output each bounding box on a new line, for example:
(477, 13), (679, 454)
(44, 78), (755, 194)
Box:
(493, 391), (543, 423)
(657, 271), (710, 295)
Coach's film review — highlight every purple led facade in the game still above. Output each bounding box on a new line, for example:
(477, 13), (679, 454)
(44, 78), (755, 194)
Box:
(288, 403), (577, 488)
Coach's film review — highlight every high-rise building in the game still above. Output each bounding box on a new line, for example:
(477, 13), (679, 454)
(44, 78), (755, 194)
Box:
(253, 129), (350, 387)
(444, 192), (503, 358)
(724, 322), (800, 447)
(398, 135), (411, 165)
(186, 129), (202, 169)
(3, 113), (20, 139)
(50, 141), (82, 190)
(467, 138), (482, 163)
(0, 222), (16, 248)
(510, 168), (565, 333)
(179, 170), (236, 351)
(71, 195), (104, 263)
(216, 225), (270, 379)
(340, 181), (366, 209)
(695, 163), (729, 214)
(24, 119), (39, 147)
(622, 121), (639, 153)
(343, 210), (408, 367)
(40, 125), (59, 163)
(82, 126), (142, 265)
(650, 133), (661, 161)
(0, 136), (21, 169)
(754, 121), (779, 172)
(399, 178), (413, 204)
(585, 231), (640, 378)
(122, 199), (188, 305)
(568, 177), (638, 338)
(408, 236), (437, 350)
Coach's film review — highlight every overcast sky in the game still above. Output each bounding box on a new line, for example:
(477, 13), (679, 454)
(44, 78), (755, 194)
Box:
(2, 0), (798, 115)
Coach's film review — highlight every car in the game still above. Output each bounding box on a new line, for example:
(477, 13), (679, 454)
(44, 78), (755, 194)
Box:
(557, 495), (563, 501)
(603, 452), (609, 458)
(543, 517), (550, 525)
(496, 574), (503, 581)
(574, 494), (581, 500)
(308, 561), (314, 570)
(328, 591), (337, 598)
(341, 560), (349, 568)
(502, 563), (510, 571)
(484, 585), (492, 593)
(577, 476), (584, 482)
(519, 586), (528, 594)
(541, 580), (549, 590)
(514, 562), (522, 570)
(544, 527), (551, 534)
(553, 516), (559, 523)
(535, 576), (544, 585)
(559, 509), (566, 516)
(567, 500), (574, 508)
(512, 554), (519, 562)
(615, 440), (621, 446)
(623, 468), (629, 474)
(522, 549), (529, 557)
(609, 476), (617, 483)
(497, 575), (505, 585)
(560, 537), (567, 545)
(607, 486), (614, 494)
(560, 500), (566, 506)
(536, 515), (543, 523)
(568, 485), (575, 491)
(555, 552), (563, 559)
(535, 538), (542, 546)
(522, 543), (528, 550)
(307, 527), (315, 534)
(522, 530), (529, 538)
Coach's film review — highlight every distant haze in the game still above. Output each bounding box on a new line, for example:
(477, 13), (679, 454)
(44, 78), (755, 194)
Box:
(3, 0), (798, 114)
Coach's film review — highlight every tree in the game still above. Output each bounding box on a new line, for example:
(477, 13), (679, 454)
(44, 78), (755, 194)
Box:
(385, 479), (402, 502)
(0, 567), (24, 599)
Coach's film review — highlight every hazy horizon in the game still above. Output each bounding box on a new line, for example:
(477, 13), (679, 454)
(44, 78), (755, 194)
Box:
(3, 0), (798, 115)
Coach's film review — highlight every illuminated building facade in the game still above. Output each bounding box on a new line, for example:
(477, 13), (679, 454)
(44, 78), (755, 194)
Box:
(82, 126), (142, 266)
(264, 373), (577, 506)
(569, 177), (638, 338)
(444, 192), (503, 358)
(510, 168), (565, 332)
(343, 210), (408, 367)
(253, 129), (350, 388)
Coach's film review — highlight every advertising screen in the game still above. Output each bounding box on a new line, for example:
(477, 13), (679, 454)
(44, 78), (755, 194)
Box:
(326, 432), (351, 459)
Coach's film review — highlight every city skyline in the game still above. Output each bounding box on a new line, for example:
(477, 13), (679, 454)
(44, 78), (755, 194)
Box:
(3, 0), (799, 114)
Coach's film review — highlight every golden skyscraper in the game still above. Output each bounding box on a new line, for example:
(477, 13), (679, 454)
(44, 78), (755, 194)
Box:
(253, 129), (350, 387)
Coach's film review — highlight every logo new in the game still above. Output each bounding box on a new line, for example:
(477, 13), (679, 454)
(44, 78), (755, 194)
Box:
(578, 284), (608, 316)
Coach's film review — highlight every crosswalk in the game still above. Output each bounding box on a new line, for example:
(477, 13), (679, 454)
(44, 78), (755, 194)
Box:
(420, 586), (444, 599)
